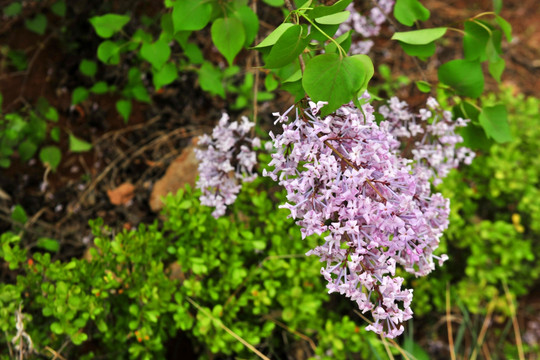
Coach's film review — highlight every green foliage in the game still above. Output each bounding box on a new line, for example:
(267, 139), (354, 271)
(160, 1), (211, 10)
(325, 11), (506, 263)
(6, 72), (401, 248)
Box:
(0, 180), (387, 358)
(68, 134), (93, 153)
(438, 59), (485, 98)
(393, 0), (430, 26)
(391, 27), (447, 45)
(89, 14), (131, 38)
(25, 14), (47, 35)
(0, 97), (72, 169)
(412, 87), (540, 316)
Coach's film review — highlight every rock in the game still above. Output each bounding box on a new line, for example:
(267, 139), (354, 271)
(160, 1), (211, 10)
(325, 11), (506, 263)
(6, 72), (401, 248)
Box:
(149, 138), (199, 212)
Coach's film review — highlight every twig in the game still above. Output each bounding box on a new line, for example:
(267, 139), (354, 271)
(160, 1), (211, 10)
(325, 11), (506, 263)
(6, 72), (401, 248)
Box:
(44, 346), (67, 360)
(470, 294), (496, 360)
(251, 0), (260, 137)
(186, 296), (271, 360)
(446, 283), (456, 360)
(503, 282), (525, 360)
(380, 334), (395, 360)
(262, 315), (317, 352)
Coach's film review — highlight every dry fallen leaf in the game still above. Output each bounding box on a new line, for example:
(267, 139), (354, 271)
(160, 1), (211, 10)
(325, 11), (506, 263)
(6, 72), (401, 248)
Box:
(107, 182), (135, 205)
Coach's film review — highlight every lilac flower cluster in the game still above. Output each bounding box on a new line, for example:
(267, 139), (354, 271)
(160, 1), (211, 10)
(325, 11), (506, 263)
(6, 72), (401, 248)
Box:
(336, 0), (395, 55)
(264, 96), (452, 338)
(379, 96), (476, 186)
(195, 113), (260, 218)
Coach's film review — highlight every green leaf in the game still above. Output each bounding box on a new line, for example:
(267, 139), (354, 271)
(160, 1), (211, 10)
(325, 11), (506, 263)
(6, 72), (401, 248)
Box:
(50, 322), (63, 335)
(90, 81), (108, 94)
(71, 332), (88, 345)
(399, 41), (436, 59)
(479, 104), (512, 143)
(326, 30), (352, 54)
(495, 15), (512, 42)
(283, 69), (302, 83)
(172, 0), (212, 32)
(69, 134), (92, 152)
(392, 27), (446, 45)
(314, 11), (350, 25)
(37, 238), (60, 252)
(25, 14), (47, 35)
(262, 0), (284, 5)
(253, 23), (295, 48)
(3, 3), (22, 17)
(89, 14), (130, 38)
(393, 0), (430, 26)
(116, 99), (132, 123)
(161, 13), (174, 41)
(198, 62), (225, 98)
(302, 53), (370, 116)
(438, 59), (484, 98)
(354, 54), (374, 93)
(11, 205), (28, 224)
(458, 122), (491, 150)
(18, 140), (37, 161)
(45, 106), (59, 122)
(488, 57), (505, 83)
(493, 0), (503, 14)
(235, 6), (259, 47)
(97, 40), (121, 64)
(141, 39), (171, 69)
(0, 158), (10, 168)
(415, 80), (431, 93)
(211, 17), (245, 66)
(39, 146), (61, 171)
(50, 127), (60, 142)
(71, 87), (89, 105)
(403, 338), (430, 360)
(183, 42), (204, 64)
(153, 62), (177, 89)
(265, 74), (279, 91)
(79, 59), (97, 77)
(463, 21), (490, 61)
(264, 25), (308, 69)
(51, 1), (66, 17)
(309, 0), (353, 19)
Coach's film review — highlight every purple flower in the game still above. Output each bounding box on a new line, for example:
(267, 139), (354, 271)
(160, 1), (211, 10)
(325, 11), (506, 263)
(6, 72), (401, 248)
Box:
(195, 114), (259, 218)
(265, 95), (453, 337)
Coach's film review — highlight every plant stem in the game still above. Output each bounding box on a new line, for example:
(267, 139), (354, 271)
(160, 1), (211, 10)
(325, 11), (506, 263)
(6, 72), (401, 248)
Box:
(300, 14), (346, 58)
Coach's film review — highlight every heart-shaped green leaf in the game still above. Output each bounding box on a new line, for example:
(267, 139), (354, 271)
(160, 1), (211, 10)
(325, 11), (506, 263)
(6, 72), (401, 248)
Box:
(264, 25), (308, 69)
(153, 62), (177, 89)
(479, 104), (512, 143)
(393, 0), (430, 26)
(25, 14), (47, 35)
(89, 14), (130, 38)
(39, 146), (62, 171)
(235, 6), (259, 47)
(463, 21), (490, 61)
(438, 59), (484, 98)
(97, 40), (121, 64)
(303, 53), (370, 115)
(141, 39), (171, 69)
(211, 17), (245, 66)
(116, 99), (132, 123)
(172, 0), (212, 31)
